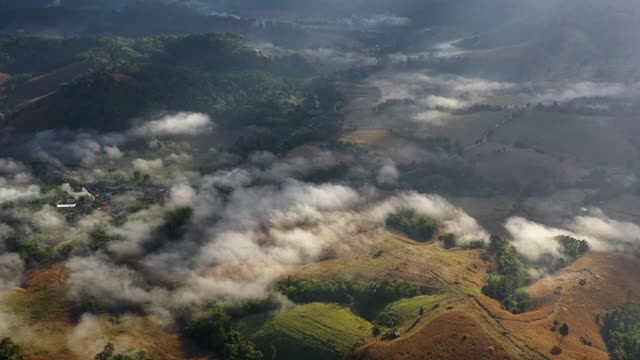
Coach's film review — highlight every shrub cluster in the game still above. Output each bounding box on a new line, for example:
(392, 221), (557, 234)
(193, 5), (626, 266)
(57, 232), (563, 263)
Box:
(386, 209), (440, 242)
(482, 236), (531, 314)
(277, 278), (425, 305)
(183, 305), (263, 360)
(602, 302), (640, 360)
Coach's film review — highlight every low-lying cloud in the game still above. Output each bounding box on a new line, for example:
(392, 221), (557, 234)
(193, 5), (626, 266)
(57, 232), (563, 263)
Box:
(59, 151), (489, 314)
(533, 81), (635, 103)
(132, 158), (164, 173)
(369, 71), (515, 125)
(505, 208), (640, 262)
(0, 158), (40, 204)
(0, 254), (23, 290)
(131, 113), (214, 137)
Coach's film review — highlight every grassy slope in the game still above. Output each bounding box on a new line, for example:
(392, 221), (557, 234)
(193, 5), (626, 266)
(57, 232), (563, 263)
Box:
(289, 229), (488, 290)
(251, 303), (371, 360)
(383, 294), (450, 328)
(350, 310), (516, 360)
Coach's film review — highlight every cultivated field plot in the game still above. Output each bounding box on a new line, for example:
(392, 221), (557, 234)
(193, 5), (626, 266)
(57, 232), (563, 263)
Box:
(340, 129), (390, 146)
(251, 303), (371, 360)
(491, 112), (637, 169)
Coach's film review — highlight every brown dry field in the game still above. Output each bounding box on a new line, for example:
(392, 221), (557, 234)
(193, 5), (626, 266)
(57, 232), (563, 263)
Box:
(340, 129), (390, 146)
(0, 263), (207, 360)
(349, 310), (515, 360)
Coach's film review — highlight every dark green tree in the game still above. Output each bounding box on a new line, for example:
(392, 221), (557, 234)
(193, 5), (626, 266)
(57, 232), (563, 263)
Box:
(386, 209), (440, 242)
(559, 323), (569, 343)
(223, 331), (263, 360)
(95, 343), (158, 360)
(89, 226), (121, 252)
(488, 235), (508, 255)
(439, 233), (457, 249)
(372, 325), (381, 336)
(184, 305), (231, 353)
(0, 338), (24, 360)
(602, 302), (640, 360)
(95, 343), (115, 360)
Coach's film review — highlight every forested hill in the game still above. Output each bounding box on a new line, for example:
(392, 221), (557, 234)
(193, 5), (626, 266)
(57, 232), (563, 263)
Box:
(0, 32), (344, 148)
(0, 32), (312, 79)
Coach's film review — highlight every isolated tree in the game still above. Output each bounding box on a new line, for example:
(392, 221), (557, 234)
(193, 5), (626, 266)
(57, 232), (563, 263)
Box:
(95, 343), (115, 360)
(488, 235), (507, 254)
(372, 325), (381, 336)
(439, 233), (457, 249)
(113, 351), (158, 360)
(559, 323), (569, 343)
